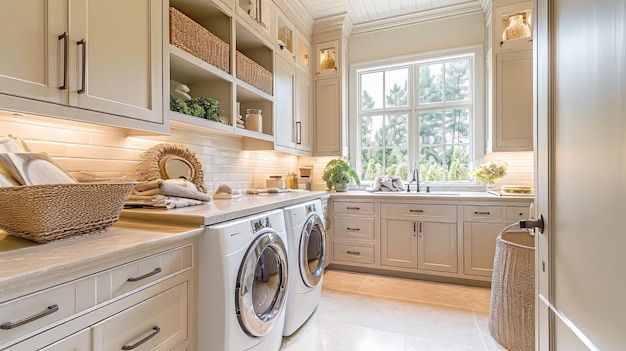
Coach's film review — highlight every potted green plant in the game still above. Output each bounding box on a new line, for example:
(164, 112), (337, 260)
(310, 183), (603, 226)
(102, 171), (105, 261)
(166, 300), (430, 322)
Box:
(322, 159), (360, 192)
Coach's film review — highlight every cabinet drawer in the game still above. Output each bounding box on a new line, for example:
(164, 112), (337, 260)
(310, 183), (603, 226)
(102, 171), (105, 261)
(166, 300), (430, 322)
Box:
(101, 245), (192, 301)
(506, 206), (530, 221)
(0, 283), (77, 342)
(333, 216), (374, 240)
(463, 206), (504, 221)
(381, 203), (456, 222)
(92, 282), (188, 351)
(333, 241), (375, 265)
(333, 201), (375, 215)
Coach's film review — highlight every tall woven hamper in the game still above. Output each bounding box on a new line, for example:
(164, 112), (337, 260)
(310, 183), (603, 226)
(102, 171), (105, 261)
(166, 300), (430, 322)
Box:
(489, 230), (535, 351)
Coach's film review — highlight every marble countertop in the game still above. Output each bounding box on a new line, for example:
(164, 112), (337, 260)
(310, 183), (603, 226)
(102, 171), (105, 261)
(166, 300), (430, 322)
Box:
(0, 190), (326, 295)
(328, 190), (534, 204)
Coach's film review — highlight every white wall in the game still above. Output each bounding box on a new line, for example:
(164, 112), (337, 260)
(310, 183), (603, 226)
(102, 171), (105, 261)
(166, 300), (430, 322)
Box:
(348, 12), (486, 64)
(0, 111), (300, 192)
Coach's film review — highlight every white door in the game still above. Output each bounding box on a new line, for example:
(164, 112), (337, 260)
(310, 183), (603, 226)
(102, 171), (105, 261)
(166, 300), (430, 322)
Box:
(535, 0), (626, 349)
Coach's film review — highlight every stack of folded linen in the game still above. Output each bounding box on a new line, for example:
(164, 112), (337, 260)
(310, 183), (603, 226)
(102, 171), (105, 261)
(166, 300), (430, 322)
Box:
(369, 175), (405, 192)
(125, 178), (211, 209)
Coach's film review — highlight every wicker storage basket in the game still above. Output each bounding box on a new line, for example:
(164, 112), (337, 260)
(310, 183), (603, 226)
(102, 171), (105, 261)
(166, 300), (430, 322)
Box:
(169, 7), (229, 73)
(489, 231), (535, 351)
(236, 51), (273, 95)
(0, 183), (136, 243)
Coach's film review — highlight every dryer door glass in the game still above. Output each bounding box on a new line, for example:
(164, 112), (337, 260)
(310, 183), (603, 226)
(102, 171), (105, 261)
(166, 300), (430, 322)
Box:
(300, 214), (326, 287)
(236, 230), (288, 337)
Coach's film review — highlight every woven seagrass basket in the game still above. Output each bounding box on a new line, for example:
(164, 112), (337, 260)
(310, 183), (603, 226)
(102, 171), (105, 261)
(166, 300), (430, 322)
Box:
(0, 183), (136, 243)
(489, 231), (535, 351)
(236, 51), (273, 95)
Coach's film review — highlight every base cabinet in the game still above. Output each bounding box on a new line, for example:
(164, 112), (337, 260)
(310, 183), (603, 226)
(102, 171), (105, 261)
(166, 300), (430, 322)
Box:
(2, 241), (195, 351)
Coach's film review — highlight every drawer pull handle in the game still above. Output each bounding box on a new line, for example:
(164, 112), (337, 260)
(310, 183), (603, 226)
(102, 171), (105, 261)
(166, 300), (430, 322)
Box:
(346, 227), (360, 231)
(127, 267), (162, 282)
(121, 326), (160, 350)
(409, 209), (424, 213)
(1, 304), (59, 330)
(474, 211), (491, 215)
(346, 251), (361, 255)
(346, 206), (360, 210)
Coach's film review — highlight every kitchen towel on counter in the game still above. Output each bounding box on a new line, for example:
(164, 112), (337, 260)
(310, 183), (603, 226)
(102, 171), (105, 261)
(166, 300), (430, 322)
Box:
(368, 175), (405, 192)
(132, 179), (212, 202)
(125, 194), (207, 209)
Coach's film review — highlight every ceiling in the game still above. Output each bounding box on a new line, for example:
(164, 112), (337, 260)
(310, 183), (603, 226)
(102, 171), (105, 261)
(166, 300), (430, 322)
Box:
(299, 0), (486, 33)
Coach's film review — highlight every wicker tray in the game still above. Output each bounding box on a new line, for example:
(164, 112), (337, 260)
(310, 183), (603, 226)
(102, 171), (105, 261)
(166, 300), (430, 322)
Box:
(236, 51), (273, 95)
(0, 183), (136, 243)
(169, 7), (230, 73)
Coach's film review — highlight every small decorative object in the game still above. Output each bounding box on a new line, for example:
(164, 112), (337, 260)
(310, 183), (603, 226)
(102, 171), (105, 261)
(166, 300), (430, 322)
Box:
(320, 49), (335, 71)
(245, 109), (262, 132)
(502, 14), (531, 41)
(322, 159), (360, 192)
(472, 161), (507, 185)
(135, 143), (206, 193)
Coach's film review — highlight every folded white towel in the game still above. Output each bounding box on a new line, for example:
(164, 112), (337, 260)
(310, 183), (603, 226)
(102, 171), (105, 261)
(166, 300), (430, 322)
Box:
(125, 194), (208, 209)
(370, 175), (405, 192)
(133, 179), (211, 202)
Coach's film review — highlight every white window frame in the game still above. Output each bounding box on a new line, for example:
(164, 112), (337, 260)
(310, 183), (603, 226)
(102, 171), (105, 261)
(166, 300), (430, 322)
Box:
(349, 45), (485, 186)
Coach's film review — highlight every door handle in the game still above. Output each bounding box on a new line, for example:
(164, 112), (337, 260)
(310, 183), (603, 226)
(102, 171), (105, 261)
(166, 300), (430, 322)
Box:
(58, 32), (68, 90)
(77, 39), (86, 94)
(296, 121), (302, 144)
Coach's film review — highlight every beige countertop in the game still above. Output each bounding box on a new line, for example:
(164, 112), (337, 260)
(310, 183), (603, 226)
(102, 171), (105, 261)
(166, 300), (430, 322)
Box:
(328, 190), (534, 204)
(0, 190), (326, 294)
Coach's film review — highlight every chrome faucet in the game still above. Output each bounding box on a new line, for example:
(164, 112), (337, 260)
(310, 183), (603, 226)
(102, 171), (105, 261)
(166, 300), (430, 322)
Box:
(407, 168), (420, 192)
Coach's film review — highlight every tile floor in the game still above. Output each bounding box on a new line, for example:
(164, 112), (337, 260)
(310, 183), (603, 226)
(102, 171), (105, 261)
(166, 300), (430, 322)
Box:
(280, 269), (507, 351)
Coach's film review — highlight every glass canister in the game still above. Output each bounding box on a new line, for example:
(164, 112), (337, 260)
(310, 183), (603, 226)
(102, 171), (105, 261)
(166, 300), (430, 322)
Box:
(245, 109), (262, 133)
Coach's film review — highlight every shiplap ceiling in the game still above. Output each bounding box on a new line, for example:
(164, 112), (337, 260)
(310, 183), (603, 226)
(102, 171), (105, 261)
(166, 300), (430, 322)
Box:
(301, 0), (485, 33)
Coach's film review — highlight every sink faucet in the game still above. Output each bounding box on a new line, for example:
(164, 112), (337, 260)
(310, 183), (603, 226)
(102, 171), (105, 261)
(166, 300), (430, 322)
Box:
(407, 168), (420, 192)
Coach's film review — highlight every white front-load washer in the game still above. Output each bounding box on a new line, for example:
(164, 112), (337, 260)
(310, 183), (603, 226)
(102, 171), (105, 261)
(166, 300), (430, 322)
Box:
(282, 199), (326, 336)
(198, 209), (289, 351)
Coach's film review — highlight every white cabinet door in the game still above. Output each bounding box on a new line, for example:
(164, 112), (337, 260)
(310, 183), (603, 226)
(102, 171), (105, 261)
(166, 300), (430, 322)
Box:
(463, 221), (504, 277)
(295, 70), (312, 153)
(314, 77), (341, 155)
(69, 0), (163, 123)
(274, 55), (296, 149)
(39, 328), (90, 351)
(493, 49), (533, 151)
(380, 219), (417, 269)
(0, 0), (68, 105)
(417, 222), (457, 273)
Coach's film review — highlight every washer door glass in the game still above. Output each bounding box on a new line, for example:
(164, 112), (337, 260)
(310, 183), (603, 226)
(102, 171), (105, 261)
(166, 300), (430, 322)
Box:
(300, 214), (326, 287)
(236, 230), (288, 337)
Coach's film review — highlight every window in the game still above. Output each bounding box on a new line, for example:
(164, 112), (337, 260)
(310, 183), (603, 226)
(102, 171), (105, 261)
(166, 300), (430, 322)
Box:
(354, 48), (481, 184)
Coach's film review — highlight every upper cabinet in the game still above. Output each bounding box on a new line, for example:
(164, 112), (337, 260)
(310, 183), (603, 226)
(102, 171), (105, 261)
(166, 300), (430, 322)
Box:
(167, 0), (274, 144)
(0, 0), (164, 132)
(486, 0), (533, 152)
(312, 14), (350, 156)
(236, 0), (273, 42)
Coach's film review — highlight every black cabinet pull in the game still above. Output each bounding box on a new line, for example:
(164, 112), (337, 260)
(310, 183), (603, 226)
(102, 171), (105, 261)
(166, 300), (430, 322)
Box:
(127, 267), (162, 282)
(77, 39), (86, 94)
(346, 227), (360, 231)
(346, 251), (360, 255)
(409, 209), (424, 213)
(474, 211), (491, 215)
(1, 304), (59, 330)
(346, 206), (360, 210)
(58, 32), (68, 90)
(121, 326), (160, 350)
(296, 121), (302, 144)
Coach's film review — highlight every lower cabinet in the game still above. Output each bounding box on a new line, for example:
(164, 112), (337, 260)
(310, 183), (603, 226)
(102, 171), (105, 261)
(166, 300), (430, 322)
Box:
(2, 241), (196, 351)
(330, 197), (532, 283)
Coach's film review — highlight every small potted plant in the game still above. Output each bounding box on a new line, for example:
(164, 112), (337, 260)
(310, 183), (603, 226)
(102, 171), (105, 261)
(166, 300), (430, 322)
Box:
(322, 159), (360, 192)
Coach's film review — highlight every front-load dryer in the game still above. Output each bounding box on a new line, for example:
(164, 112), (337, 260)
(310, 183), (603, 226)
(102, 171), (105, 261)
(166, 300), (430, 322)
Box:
(198, 209), (289, 351)
(282, 199), (326, 336)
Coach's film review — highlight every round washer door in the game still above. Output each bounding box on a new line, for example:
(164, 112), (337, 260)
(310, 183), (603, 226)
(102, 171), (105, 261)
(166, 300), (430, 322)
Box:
(235, 229), (288, 337)
(299, 214), (326, 287)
